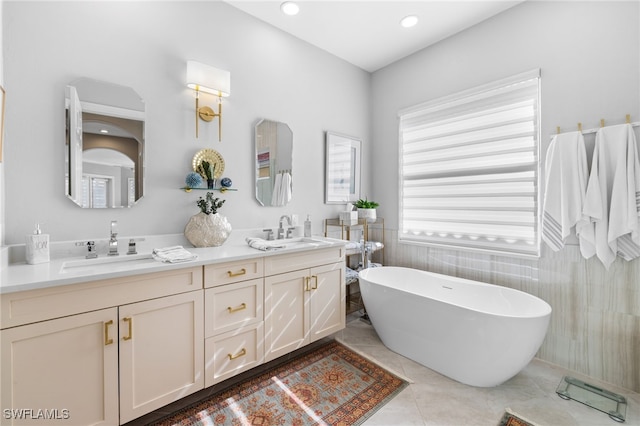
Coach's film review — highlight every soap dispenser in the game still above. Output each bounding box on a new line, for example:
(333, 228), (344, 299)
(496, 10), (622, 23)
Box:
(26, 223), (50, 264)
(304, 215), (312, 237)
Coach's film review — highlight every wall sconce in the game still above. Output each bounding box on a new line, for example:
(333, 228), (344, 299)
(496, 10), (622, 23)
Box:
(186, 60), (231, 141)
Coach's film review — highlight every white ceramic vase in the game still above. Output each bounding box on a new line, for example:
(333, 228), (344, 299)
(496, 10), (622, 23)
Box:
(184, 212), (232, 247)
(357, 208), (377, 223)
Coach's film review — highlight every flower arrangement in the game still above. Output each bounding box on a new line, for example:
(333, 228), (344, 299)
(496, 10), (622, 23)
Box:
(354, 198), (379, 209)
(197, 192), (225, 215)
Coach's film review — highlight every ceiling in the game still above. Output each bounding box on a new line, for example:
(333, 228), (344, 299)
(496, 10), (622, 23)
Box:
(225, 0), (524, 72)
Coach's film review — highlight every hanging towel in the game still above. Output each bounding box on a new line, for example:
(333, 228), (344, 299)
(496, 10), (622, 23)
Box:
(152, 246), (198, 263)
(270, 173), (283, 206)
(581, 124), (640, 268)
(541, 131), (589, 251)
(281, 172), (292, 205)
(245, 237), (284, 251)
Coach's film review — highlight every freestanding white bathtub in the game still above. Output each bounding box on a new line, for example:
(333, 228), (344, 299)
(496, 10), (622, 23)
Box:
(358, 267), (551, 387)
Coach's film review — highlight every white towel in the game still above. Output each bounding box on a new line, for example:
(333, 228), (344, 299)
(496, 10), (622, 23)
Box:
(271, 173), (282, 206)
(152, 246), (198, 263)
(541, 131), (589, 251)
(281, 172), (292, 205)
(245, 237), (284, 251)
(581, 124), (640, 268)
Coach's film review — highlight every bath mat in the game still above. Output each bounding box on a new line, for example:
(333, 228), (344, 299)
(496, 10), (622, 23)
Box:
(151, 340), (408, 425)
(498, 409), (538, 426)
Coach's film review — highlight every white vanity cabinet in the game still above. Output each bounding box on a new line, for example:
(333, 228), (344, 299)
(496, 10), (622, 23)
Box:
(118, 291), (204, 424)
(203, 258), (264, 386)
(0, 241), (346, 425)
(264, 247), (345, 362)
(0, 267), (203, 426)
(0, 308), (119, 426)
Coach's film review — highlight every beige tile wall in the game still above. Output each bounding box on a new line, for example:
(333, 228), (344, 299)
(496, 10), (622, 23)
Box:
(381, 229), (640, 393)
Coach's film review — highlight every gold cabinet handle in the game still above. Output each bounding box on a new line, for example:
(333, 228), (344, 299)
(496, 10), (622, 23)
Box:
(227, 268), (247, 277)
(123, 317), (133, 341)
(311, 275), (318, 290)
(227, 303), (247, 313)
(304, 276), (311, 291)
(104, 320), (114, 346)
(228, 348), (247, 360)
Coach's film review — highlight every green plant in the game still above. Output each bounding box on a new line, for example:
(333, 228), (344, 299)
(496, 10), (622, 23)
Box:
(198, 161), (216, 180)
(197, 192), (225, 215)
(355, 198), (379, 209)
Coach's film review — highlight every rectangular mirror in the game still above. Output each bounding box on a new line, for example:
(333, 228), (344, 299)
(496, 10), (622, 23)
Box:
(325, 131), (361, 204)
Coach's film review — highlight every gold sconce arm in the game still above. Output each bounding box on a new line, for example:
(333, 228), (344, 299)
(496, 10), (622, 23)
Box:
(195, 90), (222, 141)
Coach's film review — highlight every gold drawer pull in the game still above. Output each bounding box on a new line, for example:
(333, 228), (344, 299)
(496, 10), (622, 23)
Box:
(228, 348), (247, 360)
(227, 303), (247, 313)
(311, 275), (318, 290)
(227, 268), (247, 277)
(104, 320), (114, 346)
(305, 276), (311, 291)
(123, 317), (133, 341)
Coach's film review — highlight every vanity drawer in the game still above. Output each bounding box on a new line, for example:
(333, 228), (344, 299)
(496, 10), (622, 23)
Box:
(204, 258), (263, 288)
(205, 323), (264, 387)
(205, 278), (263, 337)
(264, 247), (344, 276)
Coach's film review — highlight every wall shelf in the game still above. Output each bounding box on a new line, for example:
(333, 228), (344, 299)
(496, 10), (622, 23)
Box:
(180, 187), (238, 193)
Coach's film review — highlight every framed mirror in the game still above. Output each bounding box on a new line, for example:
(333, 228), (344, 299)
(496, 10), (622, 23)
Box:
(255, 119), (293, 206)
(65, 78), (145, 208)
(325, 131), (361, 204)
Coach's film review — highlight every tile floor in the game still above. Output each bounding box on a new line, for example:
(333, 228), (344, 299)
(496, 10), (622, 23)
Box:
(128, 313), (639, 425)
(336, 312), (640, 426)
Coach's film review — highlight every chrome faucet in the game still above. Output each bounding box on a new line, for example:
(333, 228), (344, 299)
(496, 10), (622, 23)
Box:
(277, 215), (292, 239)
(108, 220), (119, 256)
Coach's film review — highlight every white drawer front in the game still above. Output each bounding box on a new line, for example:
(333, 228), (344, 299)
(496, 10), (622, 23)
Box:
(205, 278), (263, 337)
(205, 323), (264, 386)
(204, 258), (264, 288)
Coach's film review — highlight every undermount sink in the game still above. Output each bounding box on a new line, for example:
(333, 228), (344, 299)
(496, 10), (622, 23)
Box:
(60, 253), (156, 273)
(262, 237), (332, 249)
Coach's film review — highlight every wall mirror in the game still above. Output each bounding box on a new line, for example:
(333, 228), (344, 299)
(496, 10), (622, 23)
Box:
(65, 78), (145, 208)
(325, 131), (361, 204)
(255, 119), (293, 206)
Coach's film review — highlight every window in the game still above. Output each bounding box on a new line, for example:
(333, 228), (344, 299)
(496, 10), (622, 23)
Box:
(398, 69), (541, 257)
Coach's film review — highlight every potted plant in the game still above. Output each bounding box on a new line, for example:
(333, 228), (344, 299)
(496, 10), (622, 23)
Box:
(198, 160), (216, 189)
(184, 192), (232, 247)
(355, 198), (379, 222)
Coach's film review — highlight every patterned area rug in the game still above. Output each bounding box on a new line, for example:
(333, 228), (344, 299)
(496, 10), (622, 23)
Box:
(153, 340), (408, 425)
(498, 410), (538, 426)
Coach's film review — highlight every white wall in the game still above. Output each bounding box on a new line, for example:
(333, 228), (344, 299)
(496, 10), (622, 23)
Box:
(2, 1), (371, 244)
(371, 1), (640, 392)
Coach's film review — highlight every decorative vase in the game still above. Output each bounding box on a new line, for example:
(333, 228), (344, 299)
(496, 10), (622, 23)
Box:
(207, 179), (215, 189)
(357, 208), (377, 223)
(184, 212), (232, 247)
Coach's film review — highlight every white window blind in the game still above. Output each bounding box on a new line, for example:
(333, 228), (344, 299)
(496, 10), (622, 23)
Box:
(399, 70), (541, 257)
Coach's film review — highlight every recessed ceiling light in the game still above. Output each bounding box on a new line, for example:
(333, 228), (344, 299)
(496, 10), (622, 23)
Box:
(400, 15), (418, 28)
(280, 1), (299, 16)
(100, 129), (109, 134)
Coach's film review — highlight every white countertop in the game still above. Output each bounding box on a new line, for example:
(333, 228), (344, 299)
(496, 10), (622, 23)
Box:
(0, 231), (346, 294)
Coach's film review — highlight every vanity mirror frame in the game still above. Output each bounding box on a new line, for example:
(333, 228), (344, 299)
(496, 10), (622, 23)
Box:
(325, 131), (361, 204)
(65, 78), (145, 209)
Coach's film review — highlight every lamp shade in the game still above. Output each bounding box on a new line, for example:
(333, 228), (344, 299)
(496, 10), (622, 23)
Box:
(187, 60), (230, 97)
